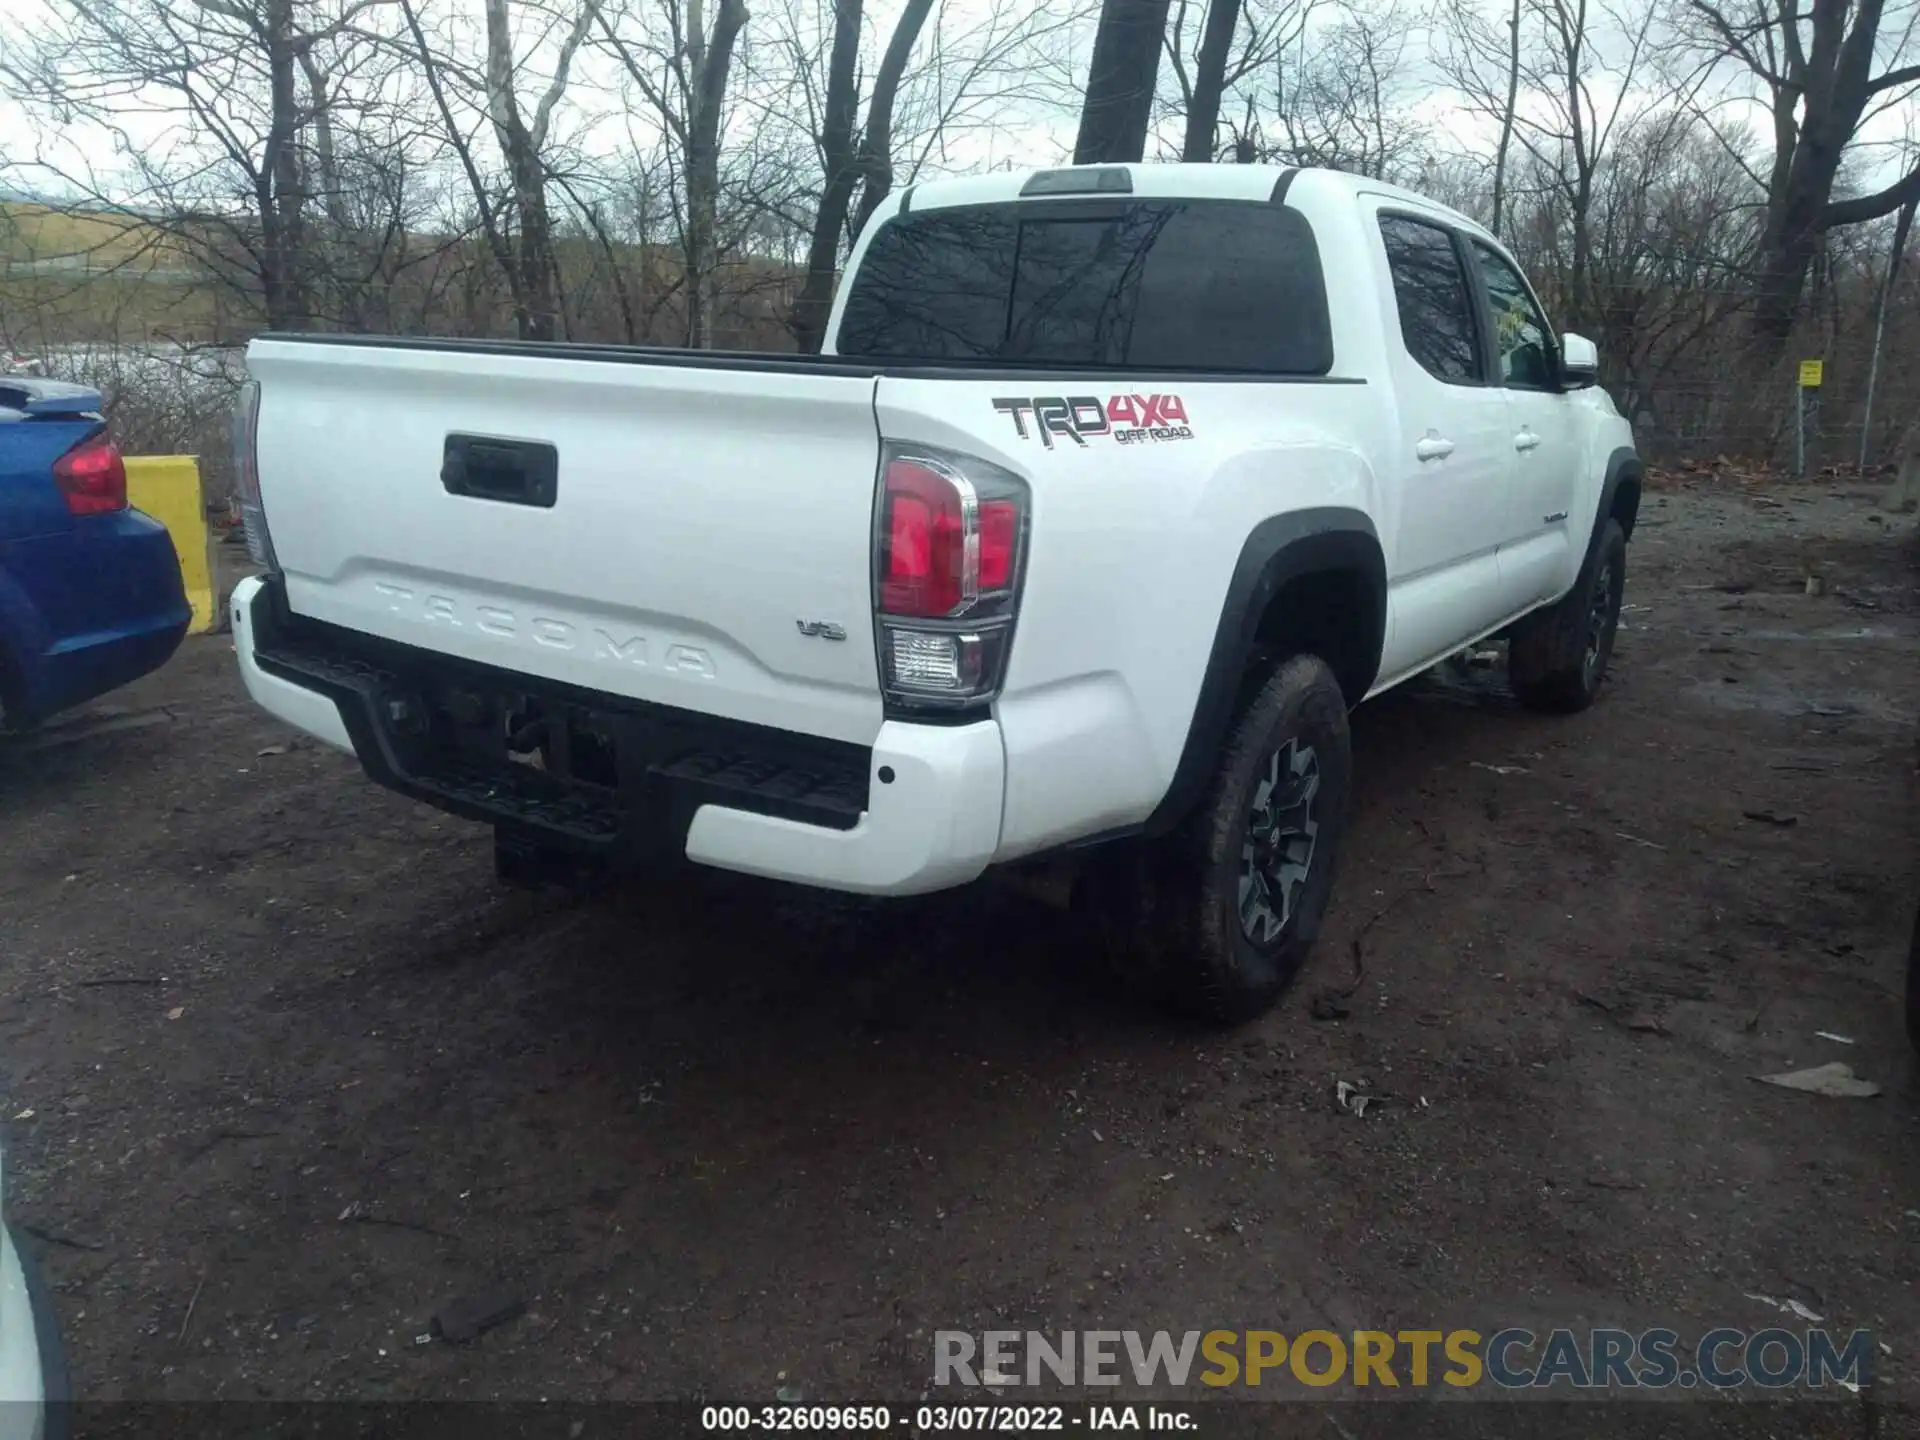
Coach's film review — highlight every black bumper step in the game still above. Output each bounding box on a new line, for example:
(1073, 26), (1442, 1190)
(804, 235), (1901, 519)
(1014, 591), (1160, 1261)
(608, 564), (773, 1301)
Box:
(415, 753), (622, 842)
(651, 749), (865, 827)
(248, 586), (871, 850)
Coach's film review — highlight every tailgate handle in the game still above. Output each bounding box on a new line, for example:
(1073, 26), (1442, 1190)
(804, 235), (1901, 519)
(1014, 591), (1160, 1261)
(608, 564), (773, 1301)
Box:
(441, 435), (558, 508)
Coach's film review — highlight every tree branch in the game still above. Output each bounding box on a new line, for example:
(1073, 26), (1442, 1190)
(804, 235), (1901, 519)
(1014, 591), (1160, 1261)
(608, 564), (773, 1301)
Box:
(1823, 160), (1920, 227)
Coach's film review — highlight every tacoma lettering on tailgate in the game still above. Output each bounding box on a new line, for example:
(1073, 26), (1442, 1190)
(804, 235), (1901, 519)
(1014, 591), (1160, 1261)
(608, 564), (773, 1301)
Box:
(369, 581), (715, 677)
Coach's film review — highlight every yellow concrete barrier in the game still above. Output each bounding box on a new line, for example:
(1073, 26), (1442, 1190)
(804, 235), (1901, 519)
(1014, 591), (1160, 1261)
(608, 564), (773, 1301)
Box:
(124, 454), (216, 634)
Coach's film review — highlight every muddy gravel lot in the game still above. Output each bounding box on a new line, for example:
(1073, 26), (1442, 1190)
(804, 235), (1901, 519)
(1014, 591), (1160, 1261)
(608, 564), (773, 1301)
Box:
(3, 475), (1918, 1428)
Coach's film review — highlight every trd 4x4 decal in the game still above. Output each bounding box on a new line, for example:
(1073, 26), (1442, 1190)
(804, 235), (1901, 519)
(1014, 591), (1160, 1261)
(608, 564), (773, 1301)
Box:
(992, 394), (1194, 449)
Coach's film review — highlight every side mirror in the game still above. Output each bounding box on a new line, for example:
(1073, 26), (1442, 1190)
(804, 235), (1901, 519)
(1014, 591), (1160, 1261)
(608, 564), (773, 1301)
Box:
(1560, 332), (1599, 389)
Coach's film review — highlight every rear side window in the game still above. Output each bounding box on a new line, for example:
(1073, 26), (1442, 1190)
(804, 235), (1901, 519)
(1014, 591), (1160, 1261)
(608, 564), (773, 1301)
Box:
(837, 201), (1333, 374)
(1378, 215), (1480, 384)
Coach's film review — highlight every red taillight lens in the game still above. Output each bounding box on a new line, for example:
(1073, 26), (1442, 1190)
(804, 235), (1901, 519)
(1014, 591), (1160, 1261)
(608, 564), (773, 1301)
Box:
(878, 459), (1026, 619)
(978, 499), (1017, 591)
(53, 434), (128, 517)
(872, 445), (1028, 710)
(880, 459), (965, 617)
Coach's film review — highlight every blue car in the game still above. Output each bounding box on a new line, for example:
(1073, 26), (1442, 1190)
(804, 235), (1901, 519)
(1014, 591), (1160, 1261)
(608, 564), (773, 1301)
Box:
(0, 378), (190, 732)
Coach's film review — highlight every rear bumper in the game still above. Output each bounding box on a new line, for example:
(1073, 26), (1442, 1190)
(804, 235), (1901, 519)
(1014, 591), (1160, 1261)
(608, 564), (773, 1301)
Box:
(682, 721), (1004, 894)
(230, 577), (1005, 895)
(2, 511), (190, 723)
(31, 613), (188, 721)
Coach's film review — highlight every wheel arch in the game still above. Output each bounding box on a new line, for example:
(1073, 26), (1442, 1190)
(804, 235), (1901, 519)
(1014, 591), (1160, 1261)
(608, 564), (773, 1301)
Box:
(1597, 446), (1643, 543)
(1143, 508), (1385, 837)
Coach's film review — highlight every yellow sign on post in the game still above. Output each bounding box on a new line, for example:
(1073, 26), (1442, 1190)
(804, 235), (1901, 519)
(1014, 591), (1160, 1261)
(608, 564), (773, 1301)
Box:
(1799, 359), (1824, 388)
(124, 454), (216, 634)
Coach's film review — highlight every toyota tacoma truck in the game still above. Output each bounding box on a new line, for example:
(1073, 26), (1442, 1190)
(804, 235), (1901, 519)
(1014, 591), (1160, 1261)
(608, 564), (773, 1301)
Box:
(230, 163), (1640, 1022)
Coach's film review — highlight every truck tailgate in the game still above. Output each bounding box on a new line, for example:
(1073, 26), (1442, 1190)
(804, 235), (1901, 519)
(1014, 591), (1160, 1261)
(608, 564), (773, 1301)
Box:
(247, 339), (886, 746)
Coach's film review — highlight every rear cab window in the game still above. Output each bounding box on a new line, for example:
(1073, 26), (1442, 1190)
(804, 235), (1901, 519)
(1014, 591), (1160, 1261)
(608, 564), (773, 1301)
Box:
(836, 200), (1334, 374)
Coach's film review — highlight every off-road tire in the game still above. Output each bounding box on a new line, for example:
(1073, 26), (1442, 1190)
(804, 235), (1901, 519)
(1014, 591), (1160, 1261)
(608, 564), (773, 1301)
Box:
(1089, 653), (1352, 1025)
(1509, 517), (1627, 713)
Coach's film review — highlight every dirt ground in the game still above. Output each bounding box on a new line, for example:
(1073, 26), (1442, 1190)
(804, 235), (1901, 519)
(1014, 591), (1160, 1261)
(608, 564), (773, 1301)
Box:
(3, 475), (1918, 1424)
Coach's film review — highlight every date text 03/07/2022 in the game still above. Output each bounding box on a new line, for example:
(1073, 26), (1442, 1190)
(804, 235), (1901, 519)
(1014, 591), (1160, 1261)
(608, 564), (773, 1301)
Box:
(701, 1405), (1191, 1432)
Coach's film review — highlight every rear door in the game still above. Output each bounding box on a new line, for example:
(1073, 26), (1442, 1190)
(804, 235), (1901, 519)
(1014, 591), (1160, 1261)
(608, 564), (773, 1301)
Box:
(1466, 239), (1581, 608)
(1369, 207), (1516, 677)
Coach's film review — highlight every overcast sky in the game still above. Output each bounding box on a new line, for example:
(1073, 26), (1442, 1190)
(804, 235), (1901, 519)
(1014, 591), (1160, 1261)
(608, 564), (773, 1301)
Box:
(0, 0), (1914, 208)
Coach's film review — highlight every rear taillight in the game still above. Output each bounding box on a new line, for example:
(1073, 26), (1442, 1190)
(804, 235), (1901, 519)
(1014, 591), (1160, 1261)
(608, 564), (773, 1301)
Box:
(232, 379), (277, 570)
(52, 434), (128, 516)
(873, 445), (1028, 709)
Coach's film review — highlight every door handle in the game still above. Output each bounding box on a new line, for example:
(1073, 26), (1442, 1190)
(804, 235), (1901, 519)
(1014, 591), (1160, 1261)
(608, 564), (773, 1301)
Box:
(1415, 435), (1455, 462)
(1513, 430), (1541, 453)
(442, 434), (559, 507)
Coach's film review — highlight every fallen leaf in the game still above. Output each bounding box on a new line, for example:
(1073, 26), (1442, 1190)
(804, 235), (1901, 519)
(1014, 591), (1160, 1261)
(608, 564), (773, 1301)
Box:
(166, 1006), (185, 1021)
(1335, 1080), (1378, 1117)
(1754, 1061), (1879, 1098)
(1745, 1293), (1824, 1323)
(432, 1288), (525, 1344)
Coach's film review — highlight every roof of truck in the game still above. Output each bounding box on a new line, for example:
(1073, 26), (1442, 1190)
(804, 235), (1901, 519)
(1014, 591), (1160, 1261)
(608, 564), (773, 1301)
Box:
(902, 163), (1489, 240)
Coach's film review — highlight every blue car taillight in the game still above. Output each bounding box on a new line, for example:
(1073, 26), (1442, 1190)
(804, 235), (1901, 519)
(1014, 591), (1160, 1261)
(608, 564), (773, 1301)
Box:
(52, 433), (129, 516)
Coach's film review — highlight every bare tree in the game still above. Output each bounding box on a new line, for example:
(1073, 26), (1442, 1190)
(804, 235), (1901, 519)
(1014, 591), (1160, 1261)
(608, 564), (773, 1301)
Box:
(1227, 0), (1424, 178)
(1492, 0), (1520, 235)
(397, 0), (521, 328)
(479, 0), (598, 340)
(1683, 0), (1920, 353)
(597, 0), (749, 346)
(880, 2), (1090, 184)
(1175, 0), (1244, 160)
(784, 0), (936, 353)
(847, 0), (940, 234)
(684, 0), (749, 345)
(787, 0), (862, 352)
(1507, 110), (1759, 429)
(1437, 0), (1668, 330)
(0, 0), (409, 332)
(1076, 0), (1174, 163)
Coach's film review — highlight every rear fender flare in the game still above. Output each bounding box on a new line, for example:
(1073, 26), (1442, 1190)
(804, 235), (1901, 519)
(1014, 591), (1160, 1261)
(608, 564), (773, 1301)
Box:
(1143, 508), (1385, 836)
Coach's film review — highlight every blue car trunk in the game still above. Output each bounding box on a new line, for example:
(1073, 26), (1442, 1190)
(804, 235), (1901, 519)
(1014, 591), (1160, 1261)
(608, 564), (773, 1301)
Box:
(0, 377), (191, 724)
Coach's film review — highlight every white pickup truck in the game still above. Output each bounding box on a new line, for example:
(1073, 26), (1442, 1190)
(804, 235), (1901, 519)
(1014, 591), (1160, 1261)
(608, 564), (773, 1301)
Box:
(231, 163), (1639, 1022)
